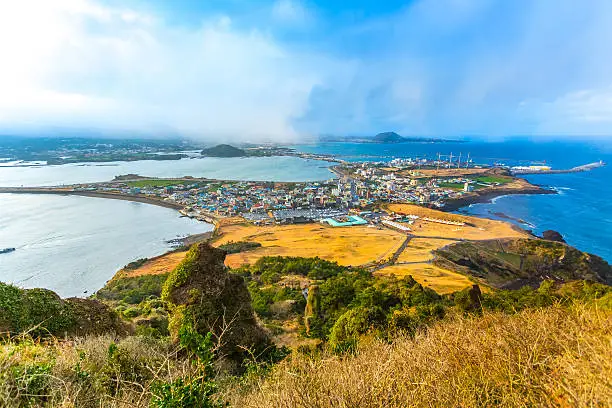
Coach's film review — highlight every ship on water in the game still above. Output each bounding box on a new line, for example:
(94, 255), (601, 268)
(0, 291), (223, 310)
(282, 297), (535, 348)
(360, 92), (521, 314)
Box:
(0, 248), (15, 254)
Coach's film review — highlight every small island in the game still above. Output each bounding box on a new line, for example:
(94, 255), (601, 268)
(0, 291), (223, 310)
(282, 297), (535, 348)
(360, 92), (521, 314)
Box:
(373, 131), (405, 143)
(201, 144), (246, 158)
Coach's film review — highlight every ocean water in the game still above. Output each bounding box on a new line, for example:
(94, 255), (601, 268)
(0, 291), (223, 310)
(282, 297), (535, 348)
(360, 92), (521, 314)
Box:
(0, 194), (213, 297)
(296, 139), (612, 262)
(0, 156), (336, 187)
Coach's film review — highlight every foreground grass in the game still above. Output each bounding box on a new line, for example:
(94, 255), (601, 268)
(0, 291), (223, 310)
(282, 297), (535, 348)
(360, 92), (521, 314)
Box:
(0, 335), (194, 407)
(228, 304), (612, 407)
(2, 302), (609, 407)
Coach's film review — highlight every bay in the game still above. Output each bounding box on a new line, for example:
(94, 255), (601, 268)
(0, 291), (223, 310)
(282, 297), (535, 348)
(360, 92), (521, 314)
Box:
(0, 194), (213, 297)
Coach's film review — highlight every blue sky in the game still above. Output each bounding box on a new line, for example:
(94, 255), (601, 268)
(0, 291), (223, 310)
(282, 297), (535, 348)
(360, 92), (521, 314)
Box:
(0, 0), (611, 142)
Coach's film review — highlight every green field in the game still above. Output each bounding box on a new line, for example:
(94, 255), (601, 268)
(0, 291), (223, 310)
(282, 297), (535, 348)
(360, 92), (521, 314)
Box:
(127, 179), (195, 188)
(438, 181), (464, 190)
(474, 176), (512, 185)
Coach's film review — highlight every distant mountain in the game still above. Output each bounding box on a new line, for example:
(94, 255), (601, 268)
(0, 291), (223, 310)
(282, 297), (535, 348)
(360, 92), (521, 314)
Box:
(201, 144), (246, 157)
(373, 132), (404, 143)
(318, 133), (463, 144)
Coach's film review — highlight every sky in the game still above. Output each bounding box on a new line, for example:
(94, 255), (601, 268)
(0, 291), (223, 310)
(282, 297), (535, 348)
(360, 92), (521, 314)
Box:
(0, 0), (611, 142)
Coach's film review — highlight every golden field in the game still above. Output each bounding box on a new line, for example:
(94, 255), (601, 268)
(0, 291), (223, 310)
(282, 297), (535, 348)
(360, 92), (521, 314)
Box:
(386, 203), (528, 241)
(396, 238), (452, 263)
(114, 250), (188, 278)
(114, 204), (529, 295)
(212, 222), (405, 268)
(376, 263), (474, 294)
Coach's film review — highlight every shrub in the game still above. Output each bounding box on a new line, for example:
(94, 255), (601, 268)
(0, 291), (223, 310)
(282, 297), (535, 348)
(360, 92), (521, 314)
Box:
(96, 274), (168, 304)
(218, 241), (262, 254)
(150, 327), (223, 408)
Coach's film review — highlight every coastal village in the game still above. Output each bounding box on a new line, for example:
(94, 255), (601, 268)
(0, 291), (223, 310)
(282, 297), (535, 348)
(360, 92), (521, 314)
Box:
(61, 157), (525, 230)
(0, 148), (560, 296)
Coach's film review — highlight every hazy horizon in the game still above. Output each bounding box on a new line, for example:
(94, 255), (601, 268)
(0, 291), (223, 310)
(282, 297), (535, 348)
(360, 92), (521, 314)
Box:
(1, 0), (612, 143)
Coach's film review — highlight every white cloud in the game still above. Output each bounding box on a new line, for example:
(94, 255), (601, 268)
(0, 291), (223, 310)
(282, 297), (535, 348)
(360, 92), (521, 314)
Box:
(271, 0), (312, 26)
(520, 89), (612, 137)
(0, 0), (611, 140)
(0, 0), (328, 141)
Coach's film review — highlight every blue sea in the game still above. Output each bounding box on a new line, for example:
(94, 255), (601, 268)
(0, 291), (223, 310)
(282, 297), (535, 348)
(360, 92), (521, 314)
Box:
(296, 139), (612, 262)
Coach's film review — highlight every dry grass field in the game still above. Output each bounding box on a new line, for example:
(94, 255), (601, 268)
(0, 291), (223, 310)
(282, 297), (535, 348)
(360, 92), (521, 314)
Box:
(386, 203), (528, 241)
(114, 205), (528, 295)
(114, 250), (188, 278)
(212, 223), (405, 268)
(380, 204), (528, 285)
(396, 238), (452, 263)
(376, 263), (474, 294)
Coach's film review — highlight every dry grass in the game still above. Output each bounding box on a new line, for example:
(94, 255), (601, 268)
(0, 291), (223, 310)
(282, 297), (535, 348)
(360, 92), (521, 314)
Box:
(376, 263), (474, 294)
(396, 238), (452, 263)
(229, 305), (612, 407)
(114, 250), (189, 278)
(386, 203), (528, 241)
(212, 223), (405, 268)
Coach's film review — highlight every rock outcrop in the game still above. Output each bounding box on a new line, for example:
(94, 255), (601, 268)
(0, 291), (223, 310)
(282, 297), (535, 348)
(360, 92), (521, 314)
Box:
(0, 283), (127, 338)
(542, 230), (566, 243)
(161, 242), (269, 363)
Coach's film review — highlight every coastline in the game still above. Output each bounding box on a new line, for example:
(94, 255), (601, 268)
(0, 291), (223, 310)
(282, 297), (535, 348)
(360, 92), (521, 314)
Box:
(0, 187), (185, 211)
(441, 184), (555, 212)
(0, 186), (221, 234)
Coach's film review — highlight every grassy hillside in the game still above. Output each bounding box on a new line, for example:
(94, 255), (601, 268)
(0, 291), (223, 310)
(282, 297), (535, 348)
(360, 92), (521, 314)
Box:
(1, 248), (611, 407)
(229, 304), (611, 407)
(434, 238), (612, 289)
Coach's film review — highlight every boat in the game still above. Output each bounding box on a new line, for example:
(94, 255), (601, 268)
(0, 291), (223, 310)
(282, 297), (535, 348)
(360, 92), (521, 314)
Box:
(0, 248), (16, 254)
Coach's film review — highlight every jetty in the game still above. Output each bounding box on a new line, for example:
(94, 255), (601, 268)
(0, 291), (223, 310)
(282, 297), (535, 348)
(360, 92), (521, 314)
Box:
(511, 161), (605, 175)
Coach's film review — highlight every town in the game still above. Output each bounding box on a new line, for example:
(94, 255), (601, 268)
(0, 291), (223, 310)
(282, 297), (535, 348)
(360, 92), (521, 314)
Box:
(60, 158), (520, 227)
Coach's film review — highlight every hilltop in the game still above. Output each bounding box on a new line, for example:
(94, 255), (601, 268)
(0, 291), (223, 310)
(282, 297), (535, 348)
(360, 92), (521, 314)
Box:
(373, 131), (405, 143)
(1, 232), (611, 406)
(201, 144), (246, 157)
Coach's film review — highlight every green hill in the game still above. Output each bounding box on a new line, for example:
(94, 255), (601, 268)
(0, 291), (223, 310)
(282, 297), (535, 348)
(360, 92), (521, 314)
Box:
(1, 243), (610, 407)
(433, 238), (612, 289)
(201, 144), (246, 157)
(373, 131), (405, 143)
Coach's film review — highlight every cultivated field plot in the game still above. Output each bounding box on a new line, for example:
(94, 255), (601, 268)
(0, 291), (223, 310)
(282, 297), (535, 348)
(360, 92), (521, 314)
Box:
(213, 223), (405, 268)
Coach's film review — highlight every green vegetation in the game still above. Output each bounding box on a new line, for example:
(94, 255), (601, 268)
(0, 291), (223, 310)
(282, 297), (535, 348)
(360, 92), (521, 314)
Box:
(229, 304), (611, 407)
(0, 283), (76, 337)
(123, 258), (148, 270)
(126, 179), (201, 188)
(201, 144), (246, 158)
(218, 241), (262, 254)
(150, 328), (223, 408)
(434, 238), (612, 288)
(0, 283), (125, 338)
(162, 243), (270, 366)
(1, 243), (610, 406)
(47, 153), (186, 165)
(474, 175), (512, 184)
(96, 274), (167, 304)
(438, 181), (465, 190)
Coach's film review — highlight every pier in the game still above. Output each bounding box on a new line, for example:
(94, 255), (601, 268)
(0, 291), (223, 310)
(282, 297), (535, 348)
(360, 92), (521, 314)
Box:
(510, 161), (605, 175)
